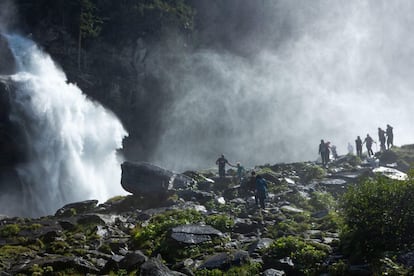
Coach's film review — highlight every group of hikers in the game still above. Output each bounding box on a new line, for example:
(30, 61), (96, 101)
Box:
(318, 140), (338, 166)
(215, 124), (394, 209)
(321, 124), (394, 164)
(215, 154), (267, 209)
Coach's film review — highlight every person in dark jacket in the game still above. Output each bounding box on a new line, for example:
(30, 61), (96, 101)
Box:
(355, 136), (363, 158)
(255, 174), (268, 209)
(363, 134), (375, 157)
(378, 128), (386, 152)
(319, 140), (326, 165)
(386, 124), (394, 149)
(216, 154), (230, 178)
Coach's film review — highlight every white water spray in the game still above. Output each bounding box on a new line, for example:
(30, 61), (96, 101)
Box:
(5, 34), (127, 217)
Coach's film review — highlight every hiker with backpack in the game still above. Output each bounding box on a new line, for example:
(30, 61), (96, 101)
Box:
(386, 124), (394, 149)
(256, 174), (268, 209)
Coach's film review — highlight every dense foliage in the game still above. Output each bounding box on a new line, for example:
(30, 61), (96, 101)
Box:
(340, 173), (414, 259)
(262, 236), (329, 275)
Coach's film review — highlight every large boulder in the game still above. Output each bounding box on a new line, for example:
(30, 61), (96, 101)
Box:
(170, 224), (223, 244)
(121, 162), (193, 199)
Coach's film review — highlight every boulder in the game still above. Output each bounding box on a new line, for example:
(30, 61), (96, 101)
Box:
(372, 166), (408, 181)
(55, 200), (99, 217)
(263, 269), (286, 276)
(248, 238), (274, 255)
(198, 250), (250, 270)
(121, 162), (193, 199)
(170, 224), (223, 244)
(140, 256), (186, 276)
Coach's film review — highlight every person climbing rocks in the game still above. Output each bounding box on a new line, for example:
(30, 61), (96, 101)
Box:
(386, 124), (394, 149)
(331, 144), (338, 159)
(355, 136), (363, 158)
(319, 140), (327, 165)
(363, 134), (375, 157)
(378, 127), (386, 152)
(255, 174), (268, 209)
(235, 162), (245, 184)
(216, 154), (231, 179)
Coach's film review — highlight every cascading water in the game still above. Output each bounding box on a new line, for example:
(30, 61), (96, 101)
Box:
(4, 34), (127, 217)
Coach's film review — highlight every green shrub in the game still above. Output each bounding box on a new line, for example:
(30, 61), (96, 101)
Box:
(340, 175), (414, 259)
(262, 236), (328, 275)
(309, 191), (337, 211)
(195, 262), (262, 276)
(302, 165), (326, 182)
(327, 260), (348, 276)
(205, 214), (234, 232)
(0, 224), (20, 237)
(132, 209), (203, 255)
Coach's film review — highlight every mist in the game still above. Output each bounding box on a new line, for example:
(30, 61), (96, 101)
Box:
(0, 0), (16, 32)
(145, 0), (414, 170)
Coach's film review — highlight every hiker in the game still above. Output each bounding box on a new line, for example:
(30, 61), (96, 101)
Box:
(386, 124), (394, 149)
(363, 134), (375, 157)
(355, 136), (363, 158)
(215, 154), (231, 179)
(319, 140), (327, 165)
(378, 127), (386, 152)
(255, 174), (268, 209)
(331, 144), (338, 159)
(235, 162), (245, 184)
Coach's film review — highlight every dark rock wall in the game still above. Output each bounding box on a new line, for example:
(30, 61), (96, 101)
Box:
(9, 1), (270, 164)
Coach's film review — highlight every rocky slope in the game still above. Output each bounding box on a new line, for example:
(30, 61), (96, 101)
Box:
(0, 148), (413, 275)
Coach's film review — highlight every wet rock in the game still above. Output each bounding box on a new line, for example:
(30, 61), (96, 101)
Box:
(55, 200), (98, 217)
(11, 256), (99, 275)
(119, 250), (148, 270)
(274, 257), (295, 274)
(121, 162), (193, 199)
(177, 190), (214, 204)
(76, 214), (106, 225)
(58, 219), (77, 230)
(311, 209), (329, 219)
(140, 256), (186, 276)
(101, 254), (124, 273)
(233, 218), (259, 234)
(318, 178), (349, 195)
(170, 224), (223, 244)
(248, 238), (274, 254)
(263, 268), (286, 276)
(280, 206), (304, 214)
(199, 250), (249, 270)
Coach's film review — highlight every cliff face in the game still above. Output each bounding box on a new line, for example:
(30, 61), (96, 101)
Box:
(12, 0), (272, 165)
(13, 0), (197, 162)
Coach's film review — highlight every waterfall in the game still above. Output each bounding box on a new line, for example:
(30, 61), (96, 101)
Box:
(4, 34), (127, 217)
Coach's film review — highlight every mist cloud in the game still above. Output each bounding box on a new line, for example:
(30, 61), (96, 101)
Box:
(144, 0), (414, 171)
(0, 0), (16, 32)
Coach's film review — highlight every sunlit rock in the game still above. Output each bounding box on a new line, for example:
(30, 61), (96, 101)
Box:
(372, 166), (408, 181)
